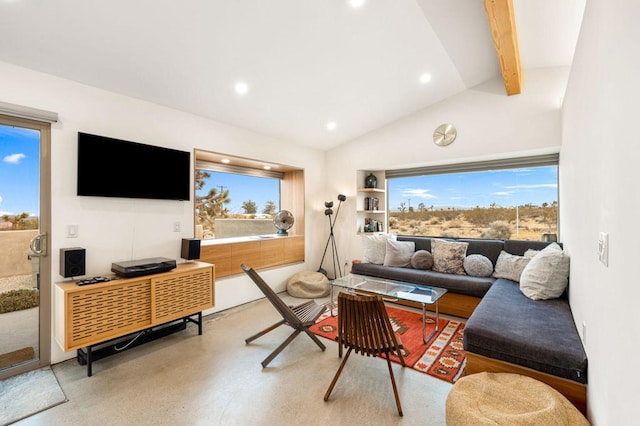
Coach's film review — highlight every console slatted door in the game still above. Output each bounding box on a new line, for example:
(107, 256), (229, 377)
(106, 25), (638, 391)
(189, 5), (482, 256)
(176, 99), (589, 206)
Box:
(152, 266), (214, 323)
(67, 280), (152, 350)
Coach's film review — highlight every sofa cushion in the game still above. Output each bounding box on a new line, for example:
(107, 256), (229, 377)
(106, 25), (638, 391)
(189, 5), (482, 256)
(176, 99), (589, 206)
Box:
(432, 239), (468, 275)
(398, 235), (433, 251)
(520, 243), (570, 300)
(351, 262), (494, 298)
(383, 239), (415, 268)
(361, 233), (396, 264)
(492, 251), (530, 282)
(410, 250), (433, 270)
(458, 239), (504, 267)
(463, 254), (493, 277)
(463, 279), (587, 384)
(503, 240), (562, 256)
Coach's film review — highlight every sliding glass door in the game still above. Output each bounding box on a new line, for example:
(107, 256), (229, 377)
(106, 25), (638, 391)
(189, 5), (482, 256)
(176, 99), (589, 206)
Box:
(0, 115), (51, 380)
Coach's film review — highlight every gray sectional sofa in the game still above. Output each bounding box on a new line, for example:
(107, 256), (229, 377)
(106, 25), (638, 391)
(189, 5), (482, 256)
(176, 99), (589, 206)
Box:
(351, 235), (587, 414)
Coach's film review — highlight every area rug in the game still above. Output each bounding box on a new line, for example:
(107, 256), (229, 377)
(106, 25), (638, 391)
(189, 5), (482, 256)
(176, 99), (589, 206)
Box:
(310, 306), (466, 384)
(0, 366), (67, 425)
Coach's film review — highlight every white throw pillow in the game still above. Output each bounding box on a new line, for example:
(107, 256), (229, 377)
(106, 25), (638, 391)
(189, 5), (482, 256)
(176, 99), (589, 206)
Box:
(361, 233), (397, 264)
(492, 251), (531, 282)
(383, 239), (415, 268)
(520, 243), (570, 300)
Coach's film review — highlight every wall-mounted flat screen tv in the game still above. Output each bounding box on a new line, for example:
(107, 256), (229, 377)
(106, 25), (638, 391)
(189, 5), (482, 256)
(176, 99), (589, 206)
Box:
(77, 132), (191, 201)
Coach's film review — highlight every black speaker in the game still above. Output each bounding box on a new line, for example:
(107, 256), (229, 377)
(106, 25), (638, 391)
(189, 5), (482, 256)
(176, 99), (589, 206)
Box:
(181, 238), (201, 260)
(60, 247), (86, 278)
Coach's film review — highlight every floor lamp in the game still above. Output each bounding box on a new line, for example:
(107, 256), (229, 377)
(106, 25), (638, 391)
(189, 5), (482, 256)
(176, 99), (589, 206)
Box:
(318, 194), (346, 279)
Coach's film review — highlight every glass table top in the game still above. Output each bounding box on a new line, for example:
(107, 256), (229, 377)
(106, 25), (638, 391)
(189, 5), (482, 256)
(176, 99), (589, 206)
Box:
(329, 274), (447, 305)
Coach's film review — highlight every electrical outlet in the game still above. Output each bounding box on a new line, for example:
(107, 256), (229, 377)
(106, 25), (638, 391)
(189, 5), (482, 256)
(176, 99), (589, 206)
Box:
(598, 232), (608, 266)
(173, 222), (181, 233)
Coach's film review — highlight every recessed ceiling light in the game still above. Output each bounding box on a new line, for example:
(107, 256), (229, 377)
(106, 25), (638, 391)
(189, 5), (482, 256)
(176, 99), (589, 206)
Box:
(326, 121), (337, 131)
(221, 158), (231, 164)
(234, 81), (249, 95)
(419, 73), (432, 84)
(349, 0), (366, 8)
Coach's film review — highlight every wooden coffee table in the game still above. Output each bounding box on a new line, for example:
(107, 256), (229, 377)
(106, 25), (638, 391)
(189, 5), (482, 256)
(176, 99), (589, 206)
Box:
(329, 274), (447, 343)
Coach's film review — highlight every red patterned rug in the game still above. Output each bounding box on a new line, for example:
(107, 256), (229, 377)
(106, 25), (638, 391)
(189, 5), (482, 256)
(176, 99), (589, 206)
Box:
(310, 305), (466, 384)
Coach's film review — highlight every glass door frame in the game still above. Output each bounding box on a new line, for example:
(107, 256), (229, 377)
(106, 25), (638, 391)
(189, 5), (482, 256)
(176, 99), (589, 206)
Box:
(0, 114), (51, 380)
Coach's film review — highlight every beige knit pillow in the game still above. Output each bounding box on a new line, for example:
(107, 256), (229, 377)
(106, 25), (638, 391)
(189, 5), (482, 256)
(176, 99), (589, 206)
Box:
(492, 251), (531, 282)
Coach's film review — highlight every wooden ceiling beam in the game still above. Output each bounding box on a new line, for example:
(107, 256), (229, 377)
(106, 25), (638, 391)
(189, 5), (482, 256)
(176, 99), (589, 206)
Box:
(484, 0), (522, 95)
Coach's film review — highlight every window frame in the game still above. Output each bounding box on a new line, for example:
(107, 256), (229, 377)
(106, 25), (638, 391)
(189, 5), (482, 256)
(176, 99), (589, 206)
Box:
(193, 149), (305, 240)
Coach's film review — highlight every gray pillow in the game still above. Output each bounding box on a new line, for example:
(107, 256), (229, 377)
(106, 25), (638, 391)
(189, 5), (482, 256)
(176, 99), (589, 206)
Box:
(411, 250), (433, 270)
(492, 251), (531, 282)
(431, 239), (468, 275)
(520, 243), (570, 300)
(383, 239), (415, 268)
(463, 254), (494, 277)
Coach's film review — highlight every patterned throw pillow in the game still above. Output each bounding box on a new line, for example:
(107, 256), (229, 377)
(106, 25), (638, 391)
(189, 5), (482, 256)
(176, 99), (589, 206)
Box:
(492, 251), (531, 282)
(431, 239), (468, 275)
(411, 250), (434, 270)
(361, 233), (397, 264)
(383, 239), (416, 268)
(463, 254), (494, 277)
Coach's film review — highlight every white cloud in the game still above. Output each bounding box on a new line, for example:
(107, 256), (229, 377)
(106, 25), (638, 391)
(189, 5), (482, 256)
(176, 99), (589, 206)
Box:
(3, 153), (26, 164)
(492, 191), (515, 196)
(504, 183), (557, 189)
(401, 188), (436, 199)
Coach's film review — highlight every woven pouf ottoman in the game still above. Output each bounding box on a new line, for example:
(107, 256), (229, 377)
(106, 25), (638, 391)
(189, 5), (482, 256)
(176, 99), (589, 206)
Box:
(287, 271), (329, 298)
(446, 372), (589, 425)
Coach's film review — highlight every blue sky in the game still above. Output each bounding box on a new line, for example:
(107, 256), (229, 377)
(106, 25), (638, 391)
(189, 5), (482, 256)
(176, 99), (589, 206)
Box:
(197, 171), (280, 214)
(388, 166), (558, 211)
(0, 124), (40, 216)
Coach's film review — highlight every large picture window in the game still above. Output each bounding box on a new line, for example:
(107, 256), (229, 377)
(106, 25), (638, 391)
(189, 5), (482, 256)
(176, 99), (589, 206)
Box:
(386, 155), (558, 241)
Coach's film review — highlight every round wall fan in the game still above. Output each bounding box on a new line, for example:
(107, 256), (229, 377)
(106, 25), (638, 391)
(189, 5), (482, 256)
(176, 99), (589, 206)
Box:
(273, 210), (294, 235)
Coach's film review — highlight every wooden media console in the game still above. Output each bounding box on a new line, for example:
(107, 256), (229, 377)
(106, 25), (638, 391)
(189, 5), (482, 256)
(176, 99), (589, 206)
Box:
(54, 261), (214, 375)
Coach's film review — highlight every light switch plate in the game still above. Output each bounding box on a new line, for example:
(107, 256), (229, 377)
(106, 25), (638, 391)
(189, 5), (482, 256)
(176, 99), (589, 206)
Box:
(598, 232), (608, 266)
(67, 224), (78, 238)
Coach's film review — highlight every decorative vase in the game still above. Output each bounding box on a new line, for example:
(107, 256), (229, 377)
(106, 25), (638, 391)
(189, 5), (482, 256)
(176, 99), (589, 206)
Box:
(365, 173), (377, 189)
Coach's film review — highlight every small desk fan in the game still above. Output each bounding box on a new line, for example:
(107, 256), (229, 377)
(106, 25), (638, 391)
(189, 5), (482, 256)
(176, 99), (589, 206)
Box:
(273, 210), (294, 235)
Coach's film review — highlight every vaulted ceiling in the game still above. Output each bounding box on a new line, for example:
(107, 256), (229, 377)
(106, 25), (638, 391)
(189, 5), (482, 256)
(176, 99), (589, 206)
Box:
(0, 0), (585, 150)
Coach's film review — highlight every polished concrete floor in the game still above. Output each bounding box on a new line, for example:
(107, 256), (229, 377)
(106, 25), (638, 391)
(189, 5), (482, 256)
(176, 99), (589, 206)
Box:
(17, 293), (452, 425)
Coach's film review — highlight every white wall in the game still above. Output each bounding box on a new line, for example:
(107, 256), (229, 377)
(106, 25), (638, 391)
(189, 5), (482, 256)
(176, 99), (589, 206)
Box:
(560, 1), (640, 424)
(326, 68), (569, 271)
(0, 61), (327, 364)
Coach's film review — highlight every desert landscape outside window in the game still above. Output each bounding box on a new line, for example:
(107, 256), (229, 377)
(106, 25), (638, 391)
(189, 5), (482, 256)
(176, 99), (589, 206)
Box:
(195, 169), (281, 240)
(387, 159), (558, 241)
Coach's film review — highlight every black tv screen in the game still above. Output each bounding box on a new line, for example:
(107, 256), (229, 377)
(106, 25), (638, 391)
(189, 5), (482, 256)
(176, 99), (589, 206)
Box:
(77, 132), (191, 201)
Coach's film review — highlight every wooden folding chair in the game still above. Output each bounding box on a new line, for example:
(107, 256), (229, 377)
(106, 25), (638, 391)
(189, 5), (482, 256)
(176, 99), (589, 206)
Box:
(241, 264), (327, 367)
(324, 291), (406, 416)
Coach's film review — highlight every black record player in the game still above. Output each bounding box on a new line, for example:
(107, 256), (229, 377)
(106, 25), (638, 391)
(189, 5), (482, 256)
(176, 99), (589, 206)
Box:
(111, 257), (176, 278)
